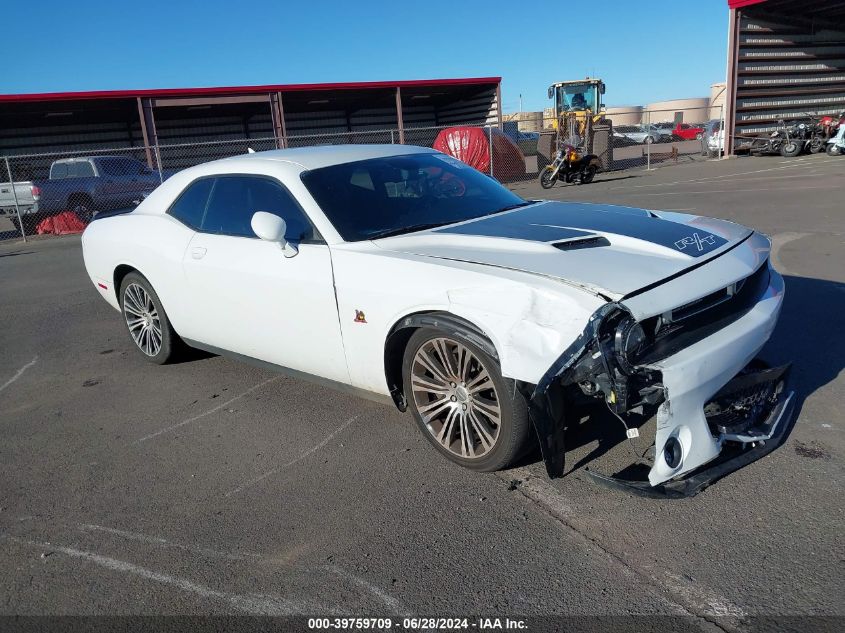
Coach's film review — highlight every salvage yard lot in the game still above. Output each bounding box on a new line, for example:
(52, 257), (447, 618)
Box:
(1, 154), (843, 627)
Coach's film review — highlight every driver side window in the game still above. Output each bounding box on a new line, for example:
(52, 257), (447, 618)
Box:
(200, 175), (315, 242)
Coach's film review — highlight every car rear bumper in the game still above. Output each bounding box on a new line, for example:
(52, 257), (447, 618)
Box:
(0, 203), (39, 216)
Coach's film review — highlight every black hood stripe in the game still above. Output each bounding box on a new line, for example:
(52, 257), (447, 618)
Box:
(436, 202), (728, 258)
(436, 220), (594, 242)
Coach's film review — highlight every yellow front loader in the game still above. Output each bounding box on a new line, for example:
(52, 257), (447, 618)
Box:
(547, 78), (607, 142)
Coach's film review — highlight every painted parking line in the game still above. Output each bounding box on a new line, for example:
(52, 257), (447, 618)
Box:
(2, 535), (337, 615)
(78, 524), (263, 561)
(223, 414), (359, 497)
(0, 356), (38, 395)
(609, 158), (843, 192)
(769, 232), (811, 277)
(499, 469), (749, 622)
(133, 376), (280, 444)
(625, 184), (837, 197)
(80, 525), (409, 615)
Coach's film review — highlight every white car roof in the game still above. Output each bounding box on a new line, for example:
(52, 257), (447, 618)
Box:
(222, 144), (437, 170)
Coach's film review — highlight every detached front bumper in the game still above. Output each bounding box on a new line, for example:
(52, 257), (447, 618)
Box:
(527, 263), (793, 497)
(642, 266), (787, 488)
(588, 363), (795, 498)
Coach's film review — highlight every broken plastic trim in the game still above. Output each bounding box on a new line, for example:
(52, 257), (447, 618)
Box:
(587, 364), (796, 498)
(518, 303), (622, 478)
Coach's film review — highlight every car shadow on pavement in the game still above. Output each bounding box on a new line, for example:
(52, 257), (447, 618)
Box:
(172, 346), (217, 364)
(766, 275), (845, 417)
(507, 274), (845, 480)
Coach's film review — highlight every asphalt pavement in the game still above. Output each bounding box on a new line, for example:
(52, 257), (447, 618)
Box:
(0, 154), (842, 631)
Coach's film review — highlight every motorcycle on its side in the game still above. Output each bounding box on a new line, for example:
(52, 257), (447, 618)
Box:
(539, 144), (600, 188)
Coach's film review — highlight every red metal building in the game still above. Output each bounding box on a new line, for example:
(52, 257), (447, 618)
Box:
(0, 77), (503, 166)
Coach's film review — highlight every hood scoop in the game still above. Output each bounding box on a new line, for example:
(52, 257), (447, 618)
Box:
(552, 236), (610, 251)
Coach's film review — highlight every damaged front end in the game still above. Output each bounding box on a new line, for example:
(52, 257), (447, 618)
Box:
(524, 259), (794, 497)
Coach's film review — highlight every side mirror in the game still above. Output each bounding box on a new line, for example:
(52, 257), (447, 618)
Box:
(251, 211), (298, 258)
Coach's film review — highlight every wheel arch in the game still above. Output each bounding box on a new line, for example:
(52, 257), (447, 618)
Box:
(383, 310), (499, 412)
(113, 263), (139, 305)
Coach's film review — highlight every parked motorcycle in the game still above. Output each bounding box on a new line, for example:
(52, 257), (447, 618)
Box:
(539, 144), (599, 188)
(819, 111), (844, 140)
(780, 114), (828, 156)
(750, 120), (787, 156)
(826, 123), (845, 156)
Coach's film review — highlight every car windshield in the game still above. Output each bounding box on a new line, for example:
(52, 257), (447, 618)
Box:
(300, 152), (528, 242)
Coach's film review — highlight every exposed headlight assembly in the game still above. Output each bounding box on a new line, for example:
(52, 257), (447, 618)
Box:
(614, 317), (647, 372)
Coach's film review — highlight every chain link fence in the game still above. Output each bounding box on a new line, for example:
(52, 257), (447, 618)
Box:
(1, 106), (725, 243)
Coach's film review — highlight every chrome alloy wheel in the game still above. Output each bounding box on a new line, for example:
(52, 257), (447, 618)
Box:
(122, 283), (162, 357)
(410, 337), (501, 459)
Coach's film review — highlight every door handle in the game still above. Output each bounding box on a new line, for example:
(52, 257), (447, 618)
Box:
(191, 247), (207, 259)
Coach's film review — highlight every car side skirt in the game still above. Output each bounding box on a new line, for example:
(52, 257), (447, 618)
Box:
(182, 338), (396, 408)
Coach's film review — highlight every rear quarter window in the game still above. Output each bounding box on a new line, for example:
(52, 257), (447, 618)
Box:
(167, 178), (214, 229)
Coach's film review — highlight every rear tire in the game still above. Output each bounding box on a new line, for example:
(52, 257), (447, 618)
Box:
(539, 166), (557, 189)
(119, 272), (181, 364)
(402, 328), (530, 472)
(579, 166), (597, 184)
(826, 144), (842, 156)
(10, 216), (37, 236)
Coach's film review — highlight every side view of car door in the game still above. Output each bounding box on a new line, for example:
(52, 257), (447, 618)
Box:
(173, 174), (350, 384)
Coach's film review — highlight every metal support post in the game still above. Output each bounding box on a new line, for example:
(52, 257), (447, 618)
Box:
(488, 125), (494, 177)
(4, 156), (26, 242)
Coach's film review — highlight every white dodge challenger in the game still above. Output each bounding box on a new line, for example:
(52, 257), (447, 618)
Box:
(81, 145), (794, 496)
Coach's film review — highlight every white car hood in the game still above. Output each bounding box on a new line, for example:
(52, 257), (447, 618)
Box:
(373, 201), (752, 299)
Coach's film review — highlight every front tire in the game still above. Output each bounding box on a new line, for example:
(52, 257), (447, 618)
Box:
(539, 166), (557, 189)
(119, 272), (181, 364)
(826, 143), (842, 156)
(402, 328), (530, 472)
(780, 141), (801, 157)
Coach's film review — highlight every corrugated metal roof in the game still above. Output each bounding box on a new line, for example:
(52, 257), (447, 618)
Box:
(0, 77), (501, 104)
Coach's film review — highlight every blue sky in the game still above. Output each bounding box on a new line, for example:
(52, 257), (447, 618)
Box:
(7, 0), (728, 111)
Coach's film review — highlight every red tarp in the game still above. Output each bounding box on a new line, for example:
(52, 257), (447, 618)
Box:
(433, 126), (526, 182)
(35, 211), (87, 235)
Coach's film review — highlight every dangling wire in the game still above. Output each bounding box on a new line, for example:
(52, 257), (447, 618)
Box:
(605, 402), (653, 466)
